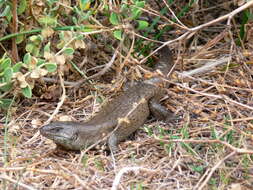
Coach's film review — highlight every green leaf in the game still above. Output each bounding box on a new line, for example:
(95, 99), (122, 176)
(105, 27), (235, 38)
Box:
(23, 53), (32, 65)
(0, 5), (11, 17)
(22, 85), (32, 98)
(79, 0), (90, 11)
(25, 43), (35, 54)
(13, 62), (23, 72)
(72, 16), (78, 25)
(0, 58), (11, 71)
(59, 31), (65, 40)
(81, 28), (95, 33)
(16, 34), (24, 44)
(32, 47), (40, 57)
(131, 7), (142, 19)
(109, 12), (119, 25)
(29, 35), (38, 42)
(63, 47), (74, 55)
(29, 35), (43, 45)
(76, 34), (84, 40)
(191, 165), (204, 173)
(38, 16), (58, 27)
(0, 98), (13, 110)
(113, 30), (123, 40)
(45, 62), (57, 72)
(120, 4), (128, 12)
(0, 83), (12, 92)
(44, 42), (51, 53)
(37, 59), (46, 67)
(4, 68), (13, 82)
(17, 0), (27, 15)
(135, 1), (145, 8)
(137, 20), (149, 30)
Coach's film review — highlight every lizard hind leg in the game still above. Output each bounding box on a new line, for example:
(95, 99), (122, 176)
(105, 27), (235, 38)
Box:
(149, 98), (175, 123)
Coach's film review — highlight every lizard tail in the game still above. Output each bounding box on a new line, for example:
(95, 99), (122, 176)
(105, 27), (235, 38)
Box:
(153, 43), (174, 76)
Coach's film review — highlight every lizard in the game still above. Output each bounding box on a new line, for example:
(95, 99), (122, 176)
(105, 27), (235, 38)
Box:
(40, 43), (175, 151)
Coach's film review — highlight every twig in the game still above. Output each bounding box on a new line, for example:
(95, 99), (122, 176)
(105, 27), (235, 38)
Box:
(175, 73), (253, 92)
(55, 37), (77, 56)
(162, 0), (189, 30)
(111, 167), (156, 190)
(167, 80), (253, 111)
(117, 33), (135, 78)
(153, 138), (253, 154)
(140, 0), (253, 64)
(45, 72), (66, 124)
(42, 77), (78, 86)
(179, 57), (230, 77)
(189, 1), (253, 32)
(0, 174), (36, 190)
(190, 30), (228, 59)
(74, 46), (119, 87)
(11, 0), (19, 62)
(196, 151), (237, 190)
(0, 167), (60, 175)
(140, 31), (190, 64)
(131, 31), (163, 43)
(59, 165), (88, 188)
(229, 116), (253, 122)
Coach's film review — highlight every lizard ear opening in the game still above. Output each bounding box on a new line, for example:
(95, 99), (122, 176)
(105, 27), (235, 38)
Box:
(71, 132), (78, 141)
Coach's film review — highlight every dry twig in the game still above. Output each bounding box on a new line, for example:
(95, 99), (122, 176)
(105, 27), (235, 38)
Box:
(196, 151), (237, 190)
(0, 175), (36, 190)
(111, 166), (156, 190)
(45, 72), (66, 124)
(74, 47), (119, 87)
(140, 1), (253, 64)
(153, 138), (253, 154)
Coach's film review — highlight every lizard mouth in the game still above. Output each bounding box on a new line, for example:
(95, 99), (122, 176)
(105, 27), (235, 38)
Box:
(40, 129), (70, 140)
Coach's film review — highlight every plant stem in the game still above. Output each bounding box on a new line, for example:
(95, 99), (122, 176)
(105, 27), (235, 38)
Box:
(0, 26), (83, 42)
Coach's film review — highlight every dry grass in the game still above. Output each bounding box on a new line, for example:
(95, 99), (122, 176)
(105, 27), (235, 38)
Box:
(1, 0), (253, 189)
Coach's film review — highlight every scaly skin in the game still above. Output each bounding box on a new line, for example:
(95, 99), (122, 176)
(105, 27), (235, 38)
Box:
(40, 44), (174, 151)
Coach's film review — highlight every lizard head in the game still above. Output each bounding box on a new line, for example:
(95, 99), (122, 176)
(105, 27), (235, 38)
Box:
(40, 121), (85, 150)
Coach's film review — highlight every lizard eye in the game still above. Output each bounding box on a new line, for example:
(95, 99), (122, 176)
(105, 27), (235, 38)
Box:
(50, 127), (62, 133)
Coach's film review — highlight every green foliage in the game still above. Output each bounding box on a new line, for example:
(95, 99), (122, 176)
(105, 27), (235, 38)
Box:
(137, 20), (149, 30)
(79, 0), (91, 11)
(0, 51), (58, 101)
(81, 154), (89, 168)
(0, 0), (95, 103)
(143, 125), (153, 136)
(190, 165), (204, 174)
(21, 86), (32, 98)
(237, 9), (253, 45)
(94, 158), (105, 171)
(108, 0), (149, 40)
(63, 47), (75, 55)
(0, 98), (12, 109)
(113, 30), (123, 40)
(109, 12), (119, 25)
(45, 62), (57, 72)
(130, 183), (144, 190)
(38, 16), (58, 27)
(17, 0), (27, 15)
